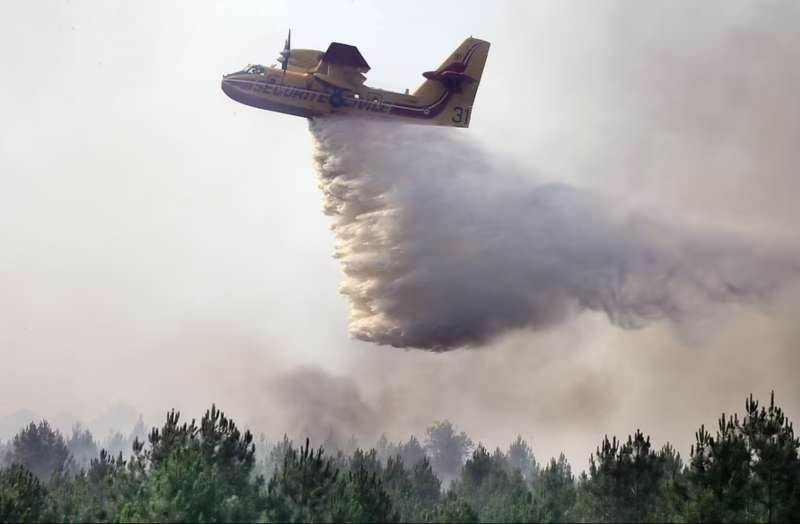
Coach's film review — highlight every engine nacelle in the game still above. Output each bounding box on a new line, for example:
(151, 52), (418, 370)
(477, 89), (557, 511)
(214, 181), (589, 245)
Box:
(284, 49), (325, 72)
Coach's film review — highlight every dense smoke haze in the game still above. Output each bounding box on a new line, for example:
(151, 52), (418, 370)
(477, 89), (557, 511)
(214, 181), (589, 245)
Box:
(311, 118), (797, 350)
(2, 0), (800, 476)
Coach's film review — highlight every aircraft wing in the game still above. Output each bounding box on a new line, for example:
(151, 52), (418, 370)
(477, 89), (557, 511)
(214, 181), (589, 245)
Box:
(313, 42), (370, 90)
(322, 42), (370, 72)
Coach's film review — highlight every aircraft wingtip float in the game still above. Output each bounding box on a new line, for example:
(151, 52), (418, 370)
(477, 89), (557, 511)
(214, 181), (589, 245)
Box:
(221, 31), (490, 128)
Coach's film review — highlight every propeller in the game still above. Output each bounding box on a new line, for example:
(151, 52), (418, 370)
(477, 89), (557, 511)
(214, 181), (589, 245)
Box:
(277, 29), (291, 72)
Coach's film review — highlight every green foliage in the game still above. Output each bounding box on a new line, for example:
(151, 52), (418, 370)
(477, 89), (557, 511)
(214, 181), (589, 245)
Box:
(435, 491), (478, 523)
(135, 405), (264, 522)
(0, 464), (47, 523)
(507, 435), (539, 484)
(380, 455), (416, 521)
(575, 430), (668, 522)
(42, 405), (265, 523)
(0, 391), (796, 523)
(265, 438), (339, 522)
(382, 454), (441, 522)
(452, 444), (538, 522)
(688, 391), (800, 523)
(689, 415), (752, 522)
(379, 435), (427, 469)
(741, 391), (800, 523)
(659, 443), (688, 522)
(44, 449), (138, 522)
(409, 456), (442, 510)
(534, 453), (576, 523)
(7, 421), (70, 481)
(349, 448), (382, 477)
(330, 466), (397, 523)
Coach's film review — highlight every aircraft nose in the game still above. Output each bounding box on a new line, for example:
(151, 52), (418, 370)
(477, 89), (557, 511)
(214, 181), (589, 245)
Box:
(221, 76), (237, 100)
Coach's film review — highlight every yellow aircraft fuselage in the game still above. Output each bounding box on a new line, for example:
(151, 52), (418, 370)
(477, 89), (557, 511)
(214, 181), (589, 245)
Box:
(221, 37), (490, 128)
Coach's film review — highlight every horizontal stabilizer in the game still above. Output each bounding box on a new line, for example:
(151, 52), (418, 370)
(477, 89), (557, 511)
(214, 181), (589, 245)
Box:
(422, 62), (476, 91)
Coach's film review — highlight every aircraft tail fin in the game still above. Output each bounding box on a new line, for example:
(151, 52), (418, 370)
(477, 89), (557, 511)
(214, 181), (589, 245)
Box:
(413, 37), (490, 128)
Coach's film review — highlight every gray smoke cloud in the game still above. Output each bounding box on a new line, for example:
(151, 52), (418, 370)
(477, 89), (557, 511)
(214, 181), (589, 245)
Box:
(264, 366), (381, 447)
(310, 118), (798, 351)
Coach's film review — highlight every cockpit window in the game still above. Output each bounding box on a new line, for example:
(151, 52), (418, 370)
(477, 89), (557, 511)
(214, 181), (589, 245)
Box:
(244, 65), (265, 75)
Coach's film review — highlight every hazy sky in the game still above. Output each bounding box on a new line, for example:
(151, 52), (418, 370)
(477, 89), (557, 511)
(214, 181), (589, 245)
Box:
(2, 0), (799, 469)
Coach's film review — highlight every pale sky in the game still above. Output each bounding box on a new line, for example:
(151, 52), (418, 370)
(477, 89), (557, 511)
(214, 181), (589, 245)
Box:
(2, 0), (799, 469)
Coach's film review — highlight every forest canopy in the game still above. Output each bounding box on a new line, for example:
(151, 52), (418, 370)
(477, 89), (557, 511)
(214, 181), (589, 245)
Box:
(1, 392), (798, 523)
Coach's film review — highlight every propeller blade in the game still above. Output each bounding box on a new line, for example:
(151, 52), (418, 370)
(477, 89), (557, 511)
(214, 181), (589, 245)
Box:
(281, 29), (291, 72)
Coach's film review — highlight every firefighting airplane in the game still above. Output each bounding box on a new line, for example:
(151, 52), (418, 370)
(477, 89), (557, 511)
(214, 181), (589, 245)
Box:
(221, 31), (490, 128)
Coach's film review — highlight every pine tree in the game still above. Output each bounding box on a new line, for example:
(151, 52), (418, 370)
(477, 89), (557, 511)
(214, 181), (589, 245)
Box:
(740, 391), (800, 523)
(131, 405), (265, 522)
(0, 464), (48, 522)
(266, 438), (339, 522)
(658, 442), (689, 522)
(264, 434), (293, 478)
(689, 415), (754, 522)
(425, 421), (473, 485)
(330, 465), (397, 523)
(349, 448), (382, 477)
(3, 393), (796, 523)
(454, 444), (537, 522)
(507, 435), (539, 484)
(66, 424), (99, 471)
(387, 453), (442, 523)
(534, 453), (576, 523)
(7, 421), (70, 481)
(435, 491), (478, 523)
(397, 435), (427, 468)
(576, 430), (667, 522)
(44, 449), (136, 522)
(410, 456), (442, 510)
(689, 391), (800, 522)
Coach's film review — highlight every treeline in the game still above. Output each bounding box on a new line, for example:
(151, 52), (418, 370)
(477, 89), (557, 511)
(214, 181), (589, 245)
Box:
(1, 392), (798, 522)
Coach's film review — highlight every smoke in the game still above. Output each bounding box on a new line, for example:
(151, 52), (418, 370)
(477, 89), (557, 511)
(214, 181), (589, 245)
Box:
(264, 366), (381, 447)
(241, 0), (800, 467)
(310, 117), (797, 351)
